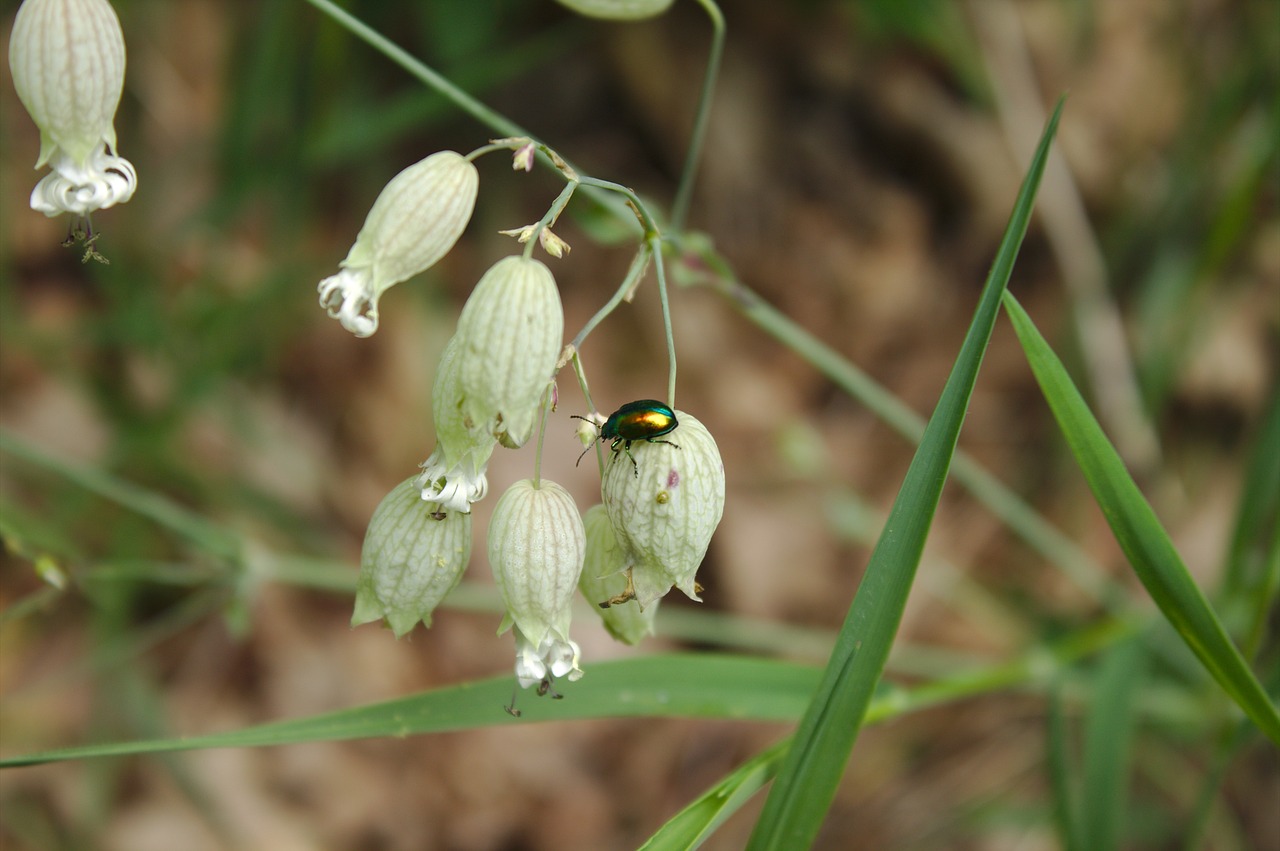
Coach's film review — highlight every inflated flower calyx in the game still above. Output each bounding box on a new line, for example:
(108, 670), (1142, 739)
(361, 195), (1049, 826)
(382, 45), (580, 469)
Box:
(352, 476), (472, 636)
(318, 151), (478, 337)
(488, 478), (585, 649)
(579, 505), (658, 645)
(416, 335), (497, 513)
(601, 410), (724, 606)
(9, 0), (138, 217)
(555, 0), (675, 20)
(454, 256), (564, 447)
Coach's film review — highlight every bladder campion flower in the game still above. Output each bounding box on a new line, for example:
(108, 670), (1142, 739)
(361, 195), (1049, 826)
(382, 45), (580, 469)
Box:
(554, 0), (675, 20)
(601, 410), (725, 606)
(9, 0), (137, 218)
(352, 476), (473, 636)
(416, 335), (497, 513)
(318, 150), (478, 337)
(454, 256), (564, 448)
(579, 504), (657, 644)
(488, 479), (586, 685)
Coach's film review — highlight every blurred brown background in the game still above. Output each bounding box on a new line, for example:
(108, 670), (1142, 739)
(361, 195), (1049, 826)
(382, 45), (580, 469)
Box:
(1, 0), (1276, 848)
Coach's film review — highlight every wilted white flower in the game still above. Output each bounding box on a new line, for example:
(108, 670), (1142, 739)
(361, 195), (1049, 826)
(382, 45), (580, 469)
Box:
(415, 336), (497, 514)
(318, 150), (478, 337)
(9, 0), (137, 217)
(352, 476), (473, 636)
(601, 410), (725, 605)
(488, 478), (585, 650)
(554, 0), (675, 20)
(579, 504), (658, 644)
(454, 256), (564, 447)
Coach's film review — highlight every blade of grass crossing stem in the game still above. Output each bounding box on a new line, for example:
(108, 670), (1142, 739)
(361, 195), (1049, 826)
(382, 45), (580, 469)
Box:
(1079, 638), (1143, 851)
(1002, 292), (1280, 743)
(639, 739), (789, 851)
(746, 100), (1068, 850)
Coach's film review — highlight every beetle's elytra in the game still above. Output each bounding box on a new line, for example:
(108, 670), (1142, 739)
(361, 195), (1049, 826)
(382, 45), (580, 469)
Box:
(572, 399), (680, 476)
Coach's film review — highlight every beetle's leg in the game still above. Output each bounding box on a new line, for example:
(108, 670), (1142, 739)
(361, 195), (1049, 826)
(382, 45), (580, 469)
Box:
(647, 438), (680, 450)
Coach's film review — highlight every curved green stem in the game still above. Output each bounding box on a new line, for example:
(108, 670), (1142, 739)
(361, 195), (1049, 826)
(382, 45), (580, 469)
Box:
(650, 235), (679, 408)
(671, 0), (726, 232)
(569, 246), (652, 352)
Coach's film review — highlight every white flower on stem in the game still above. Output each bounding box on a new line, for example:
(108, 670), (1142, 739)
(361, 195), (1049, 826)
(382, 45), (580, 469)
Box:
(498, 224), (571, 259)
(352, 476), (473, 636)
(454, 256), (564, 447)
(9, 0), (137, 217)
(415, 336), (497, 514)
(514, 627), (583, 689)
(318, 151), (478, 337)
(488, 478), (585, 651)
(554, 0), (675, 20)
(601, 411), (725, 606)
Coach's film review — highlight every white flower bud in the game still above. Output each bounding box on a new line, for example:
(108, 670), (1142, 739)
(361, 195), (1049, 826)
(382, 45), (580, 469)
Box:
(601, 411), (724, 605)
(352, 476), (473, 636)
(488, 478), (585, 648)
(555, 0), (675, 20)
(416, 335), (497, 513)
(9, 0), (137, 216)
(318, 151), (478, 337)
(579, 504), (658, 645)
(454, 256), (564, 447)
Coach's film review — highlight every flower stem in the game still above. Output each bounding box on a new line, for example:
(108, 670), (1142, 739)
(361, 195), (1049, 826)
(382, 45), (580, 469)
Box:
(671, 0), (726, 232)
(651, 235), (678, 408)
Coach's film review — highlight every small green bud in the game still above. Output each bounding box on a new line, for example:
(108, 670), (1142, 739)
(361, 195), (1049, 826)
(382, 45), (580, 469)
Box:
(601, 411), (724, 605)
(352, 476), (473, 636)
(554, 0), (675, 20)
(454, 256), (564, 447)
(488, 478), (585, 648)
(579, 504), (658, 644)
(319, 151), (479, 337)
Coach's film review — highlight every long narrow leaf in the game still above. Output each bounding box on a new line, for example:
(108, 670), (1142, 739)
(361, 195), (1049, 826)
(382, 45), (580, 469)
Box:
(1079, 638), (1143, 851)
(639, 739), (789, 851)
(746, 99), (1067, 849)
(1002, 291), (1280, 743)
(0, 655), (816, 768)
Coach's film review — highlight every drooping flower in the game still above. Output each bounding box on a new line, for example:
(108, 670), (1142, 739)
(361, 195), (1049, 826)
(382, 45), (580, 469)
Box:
(601, 410), (725, 606)
(318, 150), (478, 337)
(453, 256), (564, 448)
(352, 476), (473, 636)
(488, 478), (585, 654)
(554, 0), (675, 20)
(579, 504), (658, 644)
(9, 0), (137, 217)
(513, 627), (583, 689)
(415, 335), (497, 514)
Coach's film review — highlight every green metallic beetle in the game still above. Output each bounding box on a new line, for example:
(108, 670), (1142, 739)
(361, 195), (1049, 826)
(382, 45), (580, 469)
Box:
(572, 399), (680, 476)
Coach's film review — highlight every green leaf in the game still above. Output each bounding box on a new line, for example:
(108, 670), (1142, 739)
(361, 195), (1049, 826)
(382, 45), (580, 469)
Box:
(745, 99), (1068, 850)
(639, 739), (789, 851)
(2, 655), (815, 768)
(1079, 638), (1144, 851)
(1002, 291), (1280, 743)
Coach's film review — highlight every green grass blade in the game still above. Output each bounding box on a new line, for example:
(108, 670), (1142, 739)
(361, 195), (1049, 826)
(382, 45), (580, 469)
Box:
(745, 99), (1067, 850)
(1079, 638), (1143, 851)
(639, 739), (789, 851)
(1046, 682), (1082, 851)
(2, 655), (816, 767)
(1002, 292), (1280, 743)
